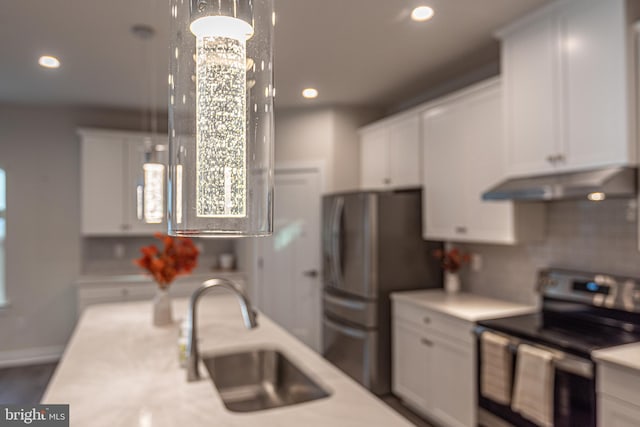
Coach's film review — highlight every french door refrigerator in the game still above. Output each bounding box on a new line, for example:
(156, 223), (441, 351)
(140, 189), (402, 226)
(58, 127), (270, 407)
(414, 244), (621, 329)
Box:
(322, 189), (442, 395)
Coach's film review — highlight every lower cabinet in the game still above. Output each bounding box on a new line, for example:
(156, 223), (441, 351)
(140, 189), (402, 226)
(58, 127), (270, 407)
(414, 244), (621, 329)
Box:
(600, 395), (640, 427)
(393, 321), (432, 408)
(76, 274), (245, 314)
(392, 300), (475, 427)
(597, 362), (640, 427)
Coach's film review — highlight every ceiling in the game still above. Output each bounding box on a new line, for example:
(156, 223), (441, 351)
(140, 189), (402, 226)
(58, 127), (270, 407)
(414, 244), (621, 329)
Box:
(0, 0), (550, 111)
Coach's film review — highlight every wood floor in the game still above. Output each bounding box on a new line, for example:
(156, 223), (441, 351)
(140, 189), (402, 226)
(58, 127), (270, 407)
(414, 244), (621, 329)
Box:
(0, 362), (57, 404)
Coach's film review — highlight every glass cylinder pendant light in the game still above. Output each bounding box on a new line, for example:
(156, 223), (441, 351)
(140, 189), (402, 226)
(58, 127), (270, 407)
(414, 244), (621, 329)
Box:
(169, 0), (274, 237)
(142, 141), (167, 224)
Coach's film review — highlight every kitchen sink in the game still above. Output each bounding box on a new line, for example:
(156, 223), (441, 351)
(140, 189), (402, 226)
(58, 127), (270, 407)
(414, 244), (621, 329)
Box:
(202, 348), (331, 413)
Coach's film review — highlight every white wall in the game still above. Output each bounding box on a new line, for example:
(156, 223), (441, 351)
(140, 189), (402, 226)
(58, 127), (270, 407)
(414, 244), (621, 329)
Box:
(274, 107), (381, 193)
(0, 104), (163, 365)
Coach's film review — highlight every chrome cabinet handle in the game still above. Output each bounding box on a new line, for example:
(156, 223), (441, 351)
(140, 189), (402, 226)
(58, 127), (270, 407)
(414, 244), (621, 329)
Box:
(547, 154), (566, 164)
(455, 226), (467, 234)
(421, 338), (433, 347)
(384, 178), (391, 185)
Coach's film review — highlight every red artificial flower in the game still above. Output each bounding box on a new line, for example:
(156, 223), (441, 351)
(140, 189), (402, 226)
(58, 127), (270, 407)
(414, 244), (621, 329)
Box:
(432, 248), (471, 274)
(134, 233), (200, 289)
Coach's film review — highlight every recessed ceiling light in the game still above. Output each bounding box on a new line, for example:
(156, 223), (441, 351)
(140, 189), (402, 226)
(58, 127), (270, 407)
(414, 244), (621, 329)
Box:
(411, 6), (435, 22)
(302, 88), (318, 99)
(38, 55), (60, 69)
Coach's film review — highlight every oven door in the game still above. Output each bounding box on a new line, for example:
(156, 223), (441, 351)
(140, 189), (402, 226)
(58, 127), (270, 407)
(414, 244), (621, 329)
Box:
(475, 328), (596, 427)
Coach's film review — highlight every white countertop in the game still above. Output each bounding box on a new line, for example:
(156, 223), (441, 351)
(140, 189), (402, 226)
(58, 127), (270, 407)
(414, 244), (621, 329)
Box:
(593, 342), (640, 372)
(43, 296), (411, 427)
(391, 289), (536, 322)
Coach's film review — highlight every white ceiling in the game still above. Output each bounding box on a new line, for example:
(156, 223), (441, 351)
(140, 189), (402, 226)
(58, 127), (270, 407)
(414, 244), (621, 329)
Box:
(0, 0), (549, 111)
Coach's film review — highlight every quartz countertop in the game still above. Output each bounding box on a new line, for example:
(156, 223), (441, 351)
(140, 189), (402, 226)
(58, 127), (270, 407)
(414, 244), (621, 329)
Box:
(391, 289), (536, 322)
(42, 296), (411, 427)
(593, 342), (640, 372)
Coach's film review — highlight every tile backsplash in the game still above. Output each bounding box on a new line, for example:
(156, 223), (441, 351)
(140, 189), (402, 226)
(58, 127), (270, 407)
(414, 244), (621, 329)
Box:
(459, 198), (639, 305)
(82, 236), (236, 275)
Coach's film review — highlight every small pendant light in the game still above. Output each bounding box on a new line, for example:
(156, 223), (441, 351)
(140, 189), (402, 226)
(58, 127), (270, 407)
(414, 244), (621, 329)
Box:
(168, 0), (275, 237)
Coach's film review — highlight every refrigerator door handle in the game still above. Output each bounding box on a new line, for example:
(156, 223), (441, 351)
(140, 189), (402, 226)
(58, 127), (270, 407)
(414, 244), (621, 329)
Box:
(324, 293), (367, 311)
(332, 196), (345, 287)
(324, 316), (367, 340)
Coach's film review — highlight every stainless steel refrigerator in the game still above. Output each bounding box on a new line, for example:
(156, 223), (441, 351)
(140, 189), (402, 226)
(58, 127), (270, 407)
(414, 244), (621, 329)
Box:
(322, 189), (442, 395)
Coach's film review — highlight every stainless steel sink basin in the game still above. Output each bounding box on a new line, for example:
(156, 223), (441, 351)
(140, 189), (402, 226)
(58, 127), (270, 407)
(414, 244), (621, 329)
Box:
(202, 349), (331, 413)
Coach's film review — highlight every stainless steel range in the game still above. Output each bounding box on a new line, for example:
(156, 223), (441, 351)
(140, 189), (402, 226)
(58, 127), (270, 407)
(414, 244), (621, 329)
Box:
(475, 269), (640, 427)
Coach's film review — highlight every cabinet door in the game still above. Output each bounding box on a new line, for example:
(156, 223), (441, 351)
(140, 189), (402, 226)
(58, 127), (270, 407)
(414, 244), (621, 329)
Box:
(599, 395), (640, 427)
(503, 15), (559, 176)
(389, 115), (421, 188)
(560, 0), (630, 171)
(430, 333), (475, 427)
(81, 136), (127, 235)
(463, 85), (516, 244)
(360, 127), (390, 190)
(422, 104), (467, 240)
(392, 321), (431, 410)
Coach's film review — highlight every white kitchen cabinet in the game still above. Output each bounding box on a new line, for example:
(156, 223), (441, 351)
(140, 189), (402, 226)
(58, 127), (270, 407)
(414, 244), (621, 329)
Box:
(422, 79), (545, 244)
(600, 396), (640, 427)
(597, 362), (640, 427)
(76, 273), (245, 315)
(80, 131), (127, 235)
(498, 0), (639, 177)
(393, 321), (431, 409)
(392, 299), (475, 427)
(79, 129), (167, 236)
(359, 112), (421, 190)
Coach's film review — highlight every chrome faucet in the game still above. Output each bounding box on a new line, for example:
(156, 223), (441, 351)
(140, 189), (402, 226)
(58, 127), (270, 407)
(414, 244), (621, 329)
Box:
(186, 278), (258, 382)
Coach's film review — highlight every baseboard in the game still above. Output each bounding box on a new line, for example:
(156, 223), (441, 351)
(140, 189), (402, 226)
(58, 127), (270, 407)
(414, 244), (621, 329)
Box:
(0, 345), (64, 368)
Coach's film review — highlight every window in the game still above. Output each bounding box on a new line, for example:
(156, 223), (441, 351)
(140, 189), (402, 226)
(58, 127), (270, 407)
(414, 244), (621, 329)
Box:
(0, 169), (5, 305)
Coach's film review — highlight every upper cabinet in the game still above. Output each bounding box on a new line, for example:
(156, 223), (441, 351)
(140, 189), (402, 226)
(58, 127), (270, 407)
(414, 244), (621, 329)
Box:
(422, 79), (545, 244)
(80, 129), (167, 236)
(498, 0), (639, 177)
(359, 112), (421, 190)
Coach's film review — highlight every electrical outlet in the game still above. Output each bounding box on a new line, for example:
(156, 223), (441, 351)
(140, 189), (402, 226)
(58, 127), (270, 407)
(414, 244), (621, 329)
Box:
(471, 253), (483, 272)
(114, 243), (126, 259)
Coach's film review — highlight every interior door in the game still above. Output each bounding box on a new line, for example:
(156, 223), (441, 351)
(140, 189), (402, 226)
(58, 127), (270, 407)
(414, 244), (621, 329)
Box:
(258, 168), (322, 352)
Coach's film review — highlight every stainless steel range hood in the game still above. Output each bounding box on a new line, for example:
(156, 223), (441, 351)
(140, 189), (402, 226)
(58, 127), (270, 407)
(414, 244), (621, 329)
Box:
(482, 166), (638, 201)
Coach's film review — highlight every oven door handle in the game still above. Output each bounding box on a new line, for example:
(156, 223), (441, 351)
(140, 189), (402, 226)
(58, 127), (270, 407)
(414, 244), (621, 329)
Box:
(475, 326), (594, 379)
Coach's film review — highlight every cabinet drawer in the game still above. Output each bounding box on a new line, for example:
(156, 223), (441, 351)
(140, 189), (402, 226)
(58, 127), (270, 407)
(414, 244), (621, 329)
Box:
(598, 364), (640, 407)
(393, 300), (474, 345)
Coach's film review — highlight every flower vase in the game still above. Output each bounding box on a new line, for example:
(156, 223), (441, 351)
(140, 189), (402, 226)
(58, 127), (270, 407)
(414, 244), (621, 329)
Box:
(153, 289), (173, 327)
(444, 271), (461, 294)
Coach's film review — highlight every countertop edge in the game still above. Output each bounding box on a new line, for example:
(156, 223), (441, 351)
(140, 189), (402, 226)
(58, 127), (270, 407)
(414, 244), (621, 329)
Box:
(592, 343), (640, 373)
(390, 290), (537, 322)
